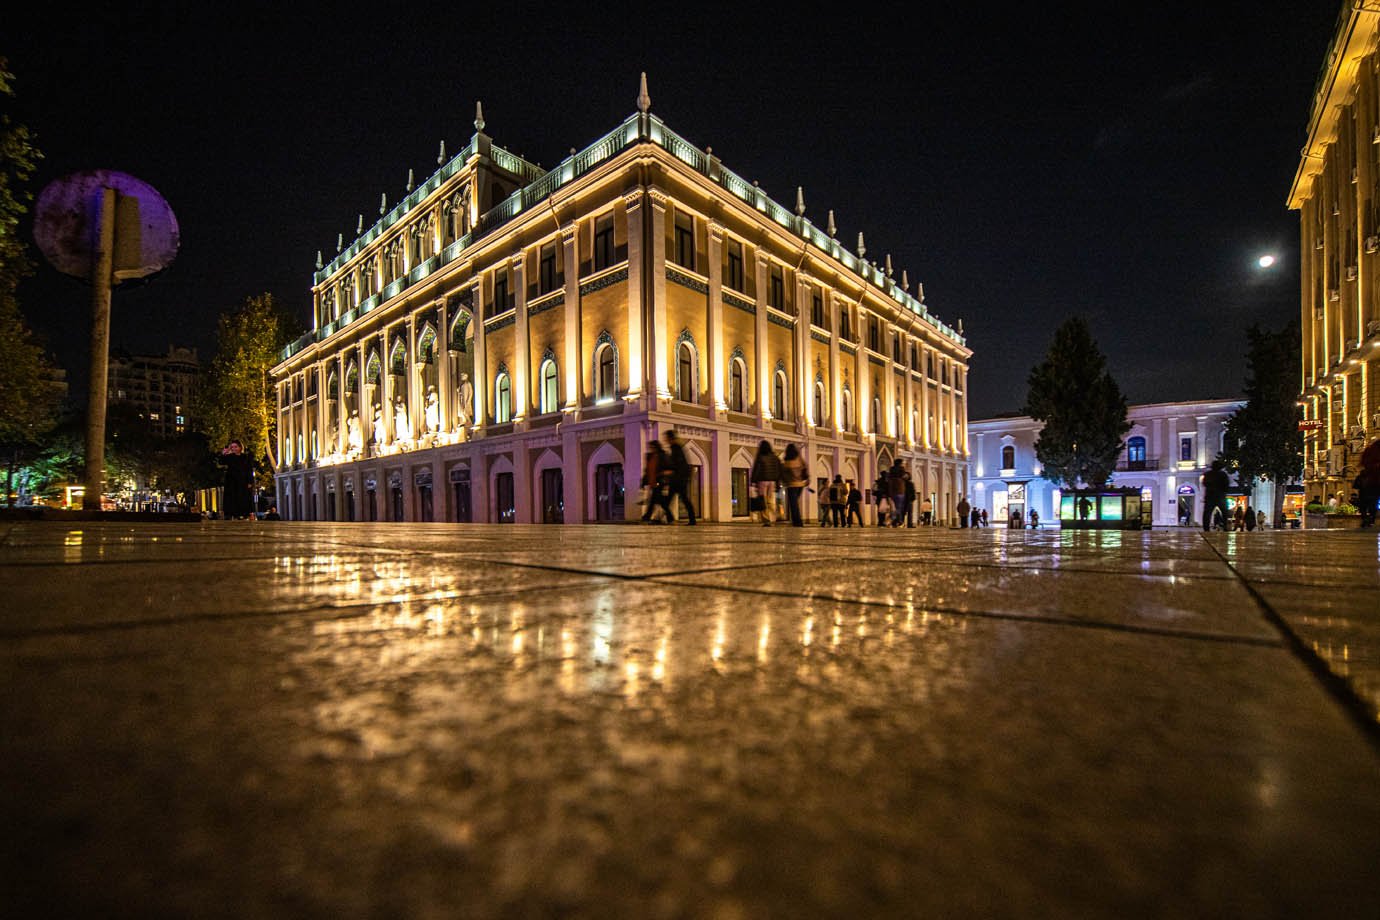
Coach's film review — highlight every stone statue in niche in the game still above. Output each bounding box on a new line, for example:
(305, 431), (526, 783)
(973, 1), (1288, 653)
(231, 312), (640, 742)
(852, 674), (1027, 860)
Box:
(394, 397), (412, 443)
(372, 407), (386, 448)
(424, 386), (440, 434)
(456, 373), (474, 427)
(346, 411), (363, 453)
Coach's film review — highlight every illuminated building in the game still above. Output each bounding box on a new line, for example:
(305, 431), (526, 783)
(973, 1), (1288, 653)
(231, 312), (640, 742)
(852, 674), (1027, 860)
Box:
(969, 399), (1281, 527)
(1291, 4), (1380, 496)
(271, 81), (970, 523)
(107, 345), (198, 438)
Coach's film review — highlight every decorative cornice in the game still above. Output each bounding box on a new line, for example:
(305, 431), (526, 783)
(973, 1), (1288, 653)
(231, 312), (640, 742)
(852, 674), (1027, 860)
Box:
(840, 342), (857, 355)
(667, 265), (709, 294)
(767, 311), (796, 330)
(484, 313), (516, 333)
(560, 222), (578, 242)
(723, 290), (756, 314)
(647, 188), (669, 208)
(810, 330), (831, 345)
(527, 290), (565, 317)
(580, 266), (629, 296)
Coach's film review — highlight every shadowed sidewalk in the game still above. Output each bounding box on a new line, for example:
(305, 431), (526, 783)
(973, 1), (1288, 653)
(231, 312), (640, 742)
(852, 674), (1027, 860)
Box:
(2, 522), (1378, 918)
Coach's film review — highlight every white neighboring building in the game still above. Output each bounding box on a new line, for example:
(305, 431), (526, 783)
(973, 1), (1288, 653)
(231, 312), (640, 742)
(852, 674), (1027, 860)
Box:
(968, 399), (1277, 527)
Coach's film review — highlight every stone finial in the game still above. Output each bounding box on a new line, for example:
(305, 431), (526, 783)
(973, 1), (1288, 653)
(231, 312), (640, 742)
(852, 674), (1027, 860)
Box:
(902, 270), (910, 292)
(885, 254), (894, 278)
(827, 210), (837, 239)
(795, 186), (806, 217)
(917, 282), (925, 302)
(957, 318), (964, 335)
(380, 193), (388, 215)
(406, 168), (415, 192)
(474, 101), (485, 132)
(637, 72), (651, 113)
(857, 232), (867, 258)
(315, 250), (323, 270)
(357, 214), (364, 234)
(337, 233), (344, 252)
(437, 140), (446, 165)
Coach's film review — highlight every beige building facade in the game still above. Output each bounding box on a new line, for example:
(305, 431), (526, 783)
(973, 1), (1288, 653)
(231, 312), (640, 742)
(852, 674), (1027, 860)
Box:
(1291, 4), (1380, 496)
(271, 88), (970, 524)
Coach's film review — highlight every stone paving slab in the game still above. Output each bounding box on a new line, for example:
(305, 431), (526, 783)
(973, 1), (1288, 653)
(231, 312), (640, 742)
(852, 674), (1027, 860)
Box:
(1, 522), (1378, 919)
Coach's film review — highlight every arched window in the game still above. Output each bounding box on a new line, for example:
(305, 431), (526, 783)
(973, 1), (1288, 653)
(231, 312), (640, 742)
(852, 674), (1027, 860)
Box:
(1127, 436), (1146, 469)
(595, 341), (617, 403)
(494, 372), (512, 423)
(729, 358), (746, 412)
(539, 359), (559, 414)
(772, 371), (788, 420)
(814, 380), (826, 426)
(1001, 445), (1016, 470)
(894, 403), (902, 437)
(842, 387), (854, 431)
(872, 396), (882, 434)
(676, 341), (697, 403)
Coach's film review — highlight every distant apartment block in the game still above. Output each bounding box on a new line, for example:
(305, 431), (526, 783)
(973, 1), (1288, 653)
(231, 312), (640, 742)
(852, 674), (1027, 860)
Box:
(108, 346), (199, 438)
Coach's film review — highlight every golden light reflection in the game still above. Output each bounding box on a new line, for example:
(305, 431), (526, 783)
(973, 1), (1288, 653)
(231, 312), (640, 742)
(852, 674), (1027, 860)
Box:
(801, 614), (814, 650)
(711, 612), (726, 667)
(63, 529), (83, 563)
(624, 660), (641, 699)
(757, 615), (772, 665)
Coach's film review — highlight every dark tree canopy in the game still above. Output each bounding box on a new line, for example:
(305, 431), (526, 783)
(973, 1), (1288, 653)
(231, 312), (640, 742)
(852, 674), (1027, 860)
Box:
(1219, 322), (1303, 513)
(1023, 316), (1130, 489)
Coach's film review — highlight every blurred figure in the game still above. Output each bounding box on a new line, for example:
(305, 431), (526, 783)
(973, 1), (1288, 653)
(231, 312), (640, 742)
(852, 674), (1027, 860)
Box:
(219, 440), (254, 520)
(640, 440), (673, 524)
(781, 444), (809, 527)
(750, 440), (781, 526)
(845, 480), (864, 527)
(664, 431), (696, 525)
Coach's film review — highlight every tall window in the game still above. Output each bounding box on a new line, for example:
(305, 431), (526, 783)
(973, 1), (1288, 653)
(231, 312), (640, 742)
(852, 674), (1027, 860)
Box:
(596, 344), (617, 402)
(893, 335), (903, 364)
(593, 215), (615, 270)
(726, 241), (744, 291)
(811, 292), (825, 327)
(910, 344), (918, 370)
(840, 309), (851, 341)
(868, 317), (880, 352)
(842, 388), (854, 431)
(1127, 436), (1146, 468)
(674, 213), (695, 270)
(1001, 445), (1016, 470)
(729, 358), (746, 412)
(772, 371), (788, 420)
(539, 360), (559, 414)
(494, 373), (511, 423)
(539, 243), (558, 293)
(814, 381), (825, 426)
(769, 268), (785, 310)
(491, 273), (510, 317)
(1180, 435), (1193, 462)
(677, 342), (696, 403)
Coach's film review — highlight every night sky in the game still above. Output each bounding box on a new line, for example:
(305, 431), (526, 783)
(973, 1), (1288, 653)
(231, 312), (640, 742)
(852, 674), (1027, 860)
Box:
(6, 4), (1340, 418)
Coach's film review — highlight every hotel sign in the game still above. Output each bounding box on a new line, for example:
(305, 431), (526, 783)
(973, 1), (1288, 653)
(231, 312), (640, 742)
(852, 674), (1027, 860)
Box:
(1298, 419), (1324, 431)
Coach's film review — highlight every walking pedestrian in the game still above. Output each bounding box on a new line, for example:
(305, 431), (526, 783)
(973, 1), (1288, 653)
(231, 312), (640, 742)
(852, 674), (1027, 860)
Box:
(1202, 460), (1230, 532)
(845, 479), (864, 527)
(782, 444), (809, 527)
(957, 495), (971, 528)
(979, 508), (989, 527)
(887, 459), (910, 527)
(920, 496), (933, 526)
(1029, 509), (1040, 529)
(640, 440), (673, 523)
(749, 440), (781, 526)
(664, 430), (697, 525)
(904, 476), (916, 527)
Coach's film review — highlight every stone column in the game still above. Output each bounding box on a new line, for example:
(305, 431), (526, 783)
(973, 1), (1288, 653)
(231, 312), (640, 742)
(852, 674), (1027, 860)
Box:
(437, 299), (451, 434)
(648, 189), (671, 402)
(512, 252), (530, 422)
(707, 220), (725, 418)
(380, 330), (395, 444)
(829, 290), (841, 435)
(920, 345), (931, 449)
(561, 222), (580, 414)
(623, 192), (646, 401)
(795, 274), (811, 432)
(755, 254), (770, 424)
(562, 427), (584, 523)
(473, 278), (488, 432)
(406, 314), (419, 440)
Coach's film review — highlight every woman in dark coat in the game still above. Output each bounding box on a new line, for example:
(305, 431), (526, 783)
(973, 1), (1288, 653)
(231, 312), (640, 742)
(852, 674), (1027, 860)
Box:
(220, 440), (255, 519)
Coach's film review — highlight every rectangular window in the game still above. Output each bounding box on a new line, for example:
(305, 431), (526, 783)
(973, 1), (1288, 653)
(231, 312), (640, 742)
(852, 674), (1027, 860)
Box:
(769, 268), (785, 310)
(1180, 436), (1193, 462)
(726, 241), (744, 291)
(840, 309), (851, 341)
(674, 213), (695, 270)
(731, 468), (750, 517)
(811, 292), (825, 327)
(893, 336), (903, 364)
(593, 215), (615, 270)
(868, 317), (880, 352)
(539, 243), (557, 293)
(910, 344), (918, 370)
(491, 273), (510, 317)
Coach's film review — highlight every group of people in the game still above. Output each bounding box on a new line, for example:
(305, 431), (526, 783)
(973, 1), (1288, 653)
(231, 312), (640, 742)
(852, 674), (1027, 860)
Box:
(639, 430), (698, 525)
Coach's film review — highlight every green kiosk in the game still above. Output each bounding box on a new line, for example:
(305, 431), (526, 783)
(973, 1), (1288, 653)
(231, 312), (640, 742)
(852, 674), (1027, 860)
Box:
(1059, 489), (1152, 530)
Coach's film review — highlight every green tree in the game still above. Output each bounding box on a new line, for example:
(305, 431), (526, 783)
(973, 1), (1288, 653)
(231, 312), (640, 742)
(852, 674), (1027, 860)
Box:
(1024, 316), (1131, 489)
(196, 293), (300, 489)
(0, 60), (62, 505)
(1218, 321), (1303, 523)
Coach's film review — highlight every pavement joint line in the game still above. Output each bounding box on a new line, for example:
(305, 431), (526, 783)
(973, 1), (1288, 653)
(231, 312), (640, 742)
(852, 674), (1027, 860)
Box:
(640, 576), (1286, 649)
(0, 576), (615, 641)
(1198, 533), (1380, 757)
(459, 553), (848, 582)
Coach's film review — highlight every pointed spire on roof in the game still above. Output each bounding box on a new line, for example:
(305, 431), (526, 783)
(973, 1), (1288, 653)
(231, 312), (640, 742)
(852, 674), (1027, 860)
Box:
(885, 254), (894, 280)
(474, 101), (485, 133)
(637, 72), (651, 113)
(957, 318), (964, 335)
(337, 233), (344, 252)
(795, 187), (806, 217)
(380, 193), (387, 215)
(357, 214), (364, 235)
(827, 210), (837, 239)
(901, 270), (910, 292)
(917, 282), (925, 303)
(316, 250), (323, 270)
(437, 140), (446, 165)
(857, 232), (867, 258)
(406, 168), (415, 192)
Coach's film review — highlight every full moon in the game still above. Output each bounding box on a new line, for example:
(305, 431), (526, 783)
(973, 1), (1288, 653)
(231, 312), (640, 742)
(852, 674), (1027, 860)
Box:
(1257, 254), (1276, 268)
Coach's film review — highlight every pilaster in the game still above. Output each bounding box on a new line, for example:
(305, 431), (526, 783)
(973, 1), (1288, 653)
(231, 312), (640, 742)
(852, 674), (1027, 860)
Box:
(623, 191), (646, 401)
(707, 220), (725, 417)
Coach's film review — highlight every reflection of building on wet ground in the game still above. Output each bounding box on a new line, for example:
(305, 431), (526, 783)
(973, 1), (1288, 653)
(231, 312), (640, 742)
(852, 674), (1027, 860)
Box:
(969, 398), (1283, 527)
(271, 83), (971, 525)
(1291, 5), (1380, 503)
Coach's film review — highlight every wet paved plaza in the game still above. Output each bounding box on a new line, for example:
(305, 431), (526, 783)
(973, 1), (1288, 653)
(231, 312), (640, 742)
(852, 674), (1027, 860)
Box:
(2, 520), (1379, 918)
